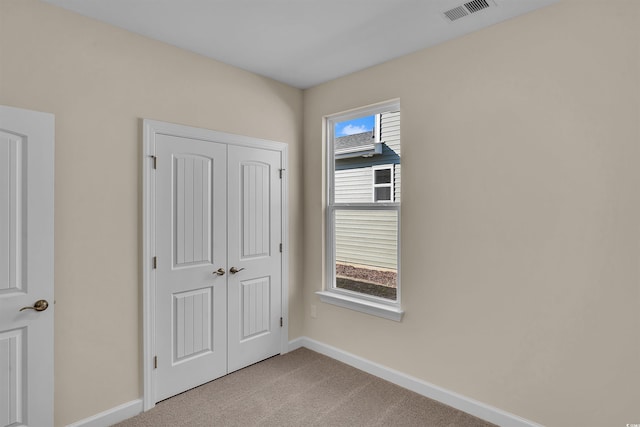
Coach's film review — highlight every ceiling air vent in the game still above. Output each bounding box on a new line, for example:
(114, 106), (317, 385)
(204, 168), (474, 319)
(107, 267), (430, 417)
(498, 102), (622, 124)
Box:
(444, 0), (492, 22)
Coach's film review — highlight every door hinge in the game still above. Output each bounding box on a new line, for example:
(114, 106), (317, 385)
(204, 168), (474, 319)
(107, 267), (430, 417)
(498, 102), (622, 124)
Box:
(279, 168), (285, 179)
(153, 256), (157, 269)
(279, 243), (283, 253)
(150, 155), (157, 169)
(280, 317), (283, 327)
(153, 356), (157, 369)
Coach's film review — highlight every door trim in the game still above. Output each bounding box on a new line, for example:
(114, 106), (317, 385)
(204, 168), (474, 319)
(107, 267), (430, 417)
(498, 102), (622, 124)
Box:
(142, 119), (289, 411)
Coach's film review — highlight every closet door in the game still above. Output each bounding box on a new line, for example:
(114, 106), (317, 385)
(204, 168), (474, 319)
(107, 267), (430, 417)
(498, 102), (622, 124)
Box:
(155, 134), (228, 402)
(227, 145), (282, 372)
(149, 124), (284, 404)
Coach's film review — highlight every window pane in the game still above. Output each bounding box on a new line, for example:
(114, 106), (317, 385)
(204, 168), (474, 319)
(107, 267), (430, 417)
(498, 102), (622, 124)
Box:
(334, 209), (397, 300)
(374, 168), (391, 184)
(374, 187), (391, 201)
(333, 111), (400, 204)
(334, 115), (377, 203)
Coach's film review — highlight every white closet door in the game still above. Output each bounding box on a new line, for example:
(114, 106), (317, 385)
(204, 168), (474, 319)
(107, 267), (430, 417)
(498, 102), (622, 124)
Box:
(149, 123), (284, 404)
(155, 134), (227, 402)
(227, 145), (282, 373)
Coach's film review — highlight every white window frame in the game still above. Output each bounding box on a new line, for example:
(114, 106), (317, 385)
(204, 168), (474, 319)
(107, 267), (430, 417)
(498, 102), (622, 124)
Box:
(317, 99), (403, 321)
(372, 164), (394, 202)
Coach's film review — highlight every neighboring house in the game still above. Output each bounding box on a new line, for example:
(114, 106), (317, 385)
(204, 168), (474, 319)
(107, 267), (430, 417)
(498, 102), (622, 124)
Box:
(334, 111), (400, 271)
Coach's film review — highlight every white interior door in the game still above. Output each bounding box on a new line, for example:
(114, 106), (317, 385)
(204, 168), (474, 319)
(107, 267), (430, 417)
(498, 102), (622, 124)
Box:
(155, 134), (228, 402)
(151, 126), (284, 403)
(0, 105), (54, 427)
(227, 145), (282, 373)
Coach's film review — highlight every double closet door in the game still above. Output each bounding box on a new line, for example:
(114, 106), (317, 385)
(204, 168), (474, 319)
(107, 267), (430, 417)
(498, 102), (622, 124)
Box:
(153, 133), (282, 402)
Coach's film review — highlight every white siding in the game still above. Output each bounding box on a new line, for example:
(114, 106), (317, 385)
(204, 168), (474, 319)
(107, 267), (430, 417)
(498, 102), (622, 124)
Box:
(381, 111), (401, 202)
(335, 210), (398, 270)
(335, 166), (371, 203)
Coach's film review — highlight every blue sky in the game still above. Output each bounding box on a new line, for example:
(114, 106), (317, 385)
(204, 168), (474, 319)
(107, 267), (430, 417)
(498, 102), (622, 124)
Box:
(335, 115), (374, 138)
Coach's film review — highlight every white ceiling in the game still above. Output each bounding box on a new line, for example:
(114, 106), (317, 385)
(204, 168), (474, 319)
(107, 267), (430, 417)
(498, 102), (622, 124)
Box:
(42, 0), (558, 89)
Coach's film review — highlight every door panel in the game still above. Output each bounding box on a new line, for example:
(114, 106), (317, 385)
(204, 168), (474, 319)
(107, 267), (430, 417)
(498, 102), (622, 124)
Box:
(227, 145), (281, 373)
(0, 106), (54, 427)
(173, 287), (212, 361)
(0, 131), (24, 295)
(239, 162), (271, 259)
(174, 155), (212, 266)
(0, 328), (24, 426)
(155, 135), (227, 401)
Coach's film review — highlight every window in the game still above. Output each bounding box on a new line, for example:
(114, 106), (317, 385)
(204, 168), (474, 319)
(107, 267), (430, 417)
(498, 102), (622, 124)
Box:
(373, 165), (394, 202)
(318, 100), (403, 321)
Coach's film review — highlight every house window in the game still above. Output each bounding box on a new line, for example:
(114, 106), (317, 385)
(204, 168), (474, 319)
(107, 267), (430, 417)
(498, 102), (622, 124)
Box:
(318, 99), (403, 321)
(373, 165), (394, 202)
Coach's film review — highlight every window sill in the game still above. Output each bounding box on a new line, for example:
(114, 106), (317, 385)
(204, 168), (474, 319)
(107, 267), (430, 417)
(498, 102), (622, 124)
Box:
(316, 291), (404, 322)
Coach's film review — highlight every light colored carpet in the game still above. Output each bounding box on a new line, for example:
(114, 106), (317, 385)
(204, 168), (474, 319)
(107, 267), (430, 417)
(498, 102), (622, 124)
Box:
(114, 348), (495, 427)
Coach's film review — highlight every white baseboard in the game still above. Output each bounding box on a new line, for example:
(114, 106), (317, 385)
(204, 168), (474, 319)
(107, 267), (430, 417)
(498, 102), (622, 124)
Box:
(289, 337), (542, 427)
(66, 399), (143, 427)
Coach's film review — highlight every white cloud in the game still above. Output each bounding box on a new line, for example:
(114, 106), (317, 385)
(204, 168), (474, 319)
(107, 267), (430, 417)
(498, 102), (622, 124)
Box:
(340, 124), (369, 136)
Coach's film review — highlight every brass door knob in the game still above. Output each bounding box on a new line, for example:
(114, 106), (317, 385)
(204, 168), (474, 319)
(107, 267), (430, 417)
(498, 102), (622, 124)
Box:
(214, 268), (225, 276)
(230, 267), (245, 274)
(20, 299), (49, 312)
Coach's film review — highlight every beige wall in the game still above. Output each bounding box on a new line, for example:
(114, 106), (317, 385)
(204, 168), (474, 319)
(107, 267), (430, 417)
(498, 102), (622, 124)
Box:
(0, 1), (304, 425)
(303, 1), (639, 427)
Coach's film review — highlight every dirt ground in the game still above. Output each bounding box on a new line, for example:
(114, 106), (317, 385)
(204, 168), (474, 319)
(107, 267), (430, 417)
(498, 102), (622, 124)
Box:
(336, 277), (397, 300)
(335, 263), (397, 300)
(336, 263), (397, 287)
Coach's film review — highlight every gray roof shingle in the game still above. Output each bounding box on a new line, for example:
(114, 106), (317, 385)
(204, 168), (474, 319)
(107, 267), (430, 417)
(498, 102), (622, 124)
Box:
(335, 131), (375, 151)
